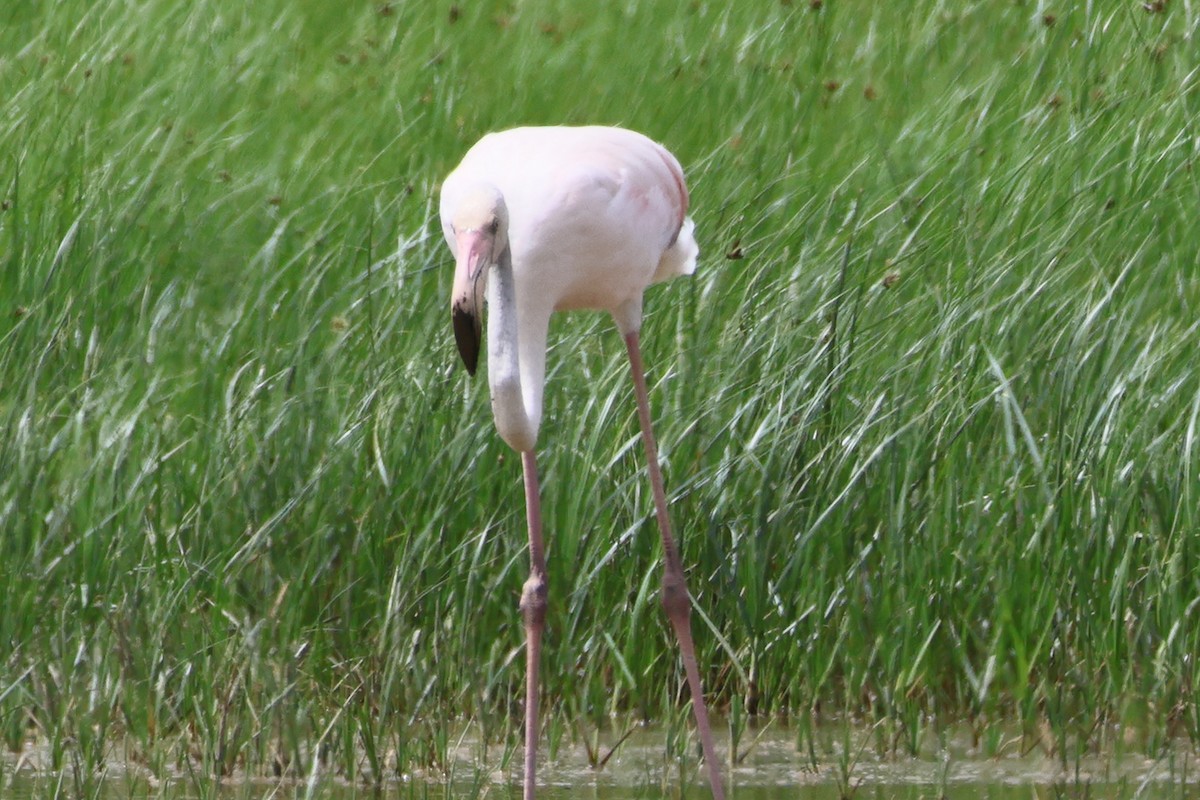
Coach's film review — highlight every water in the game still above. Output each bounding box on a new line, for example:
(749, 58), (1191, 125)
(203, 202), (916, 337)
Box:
(521, 725), (1197, 800)
(3, 725), (1196, 799)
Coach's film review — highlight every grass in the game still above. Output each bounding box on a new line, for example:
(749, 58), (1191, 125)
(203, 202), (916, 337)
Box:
(1, 0), (1199, 789)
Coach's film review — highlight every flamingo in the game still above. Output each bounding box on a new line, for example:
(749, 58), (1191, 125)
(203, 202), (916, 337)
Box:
(439, 125), (725, 800)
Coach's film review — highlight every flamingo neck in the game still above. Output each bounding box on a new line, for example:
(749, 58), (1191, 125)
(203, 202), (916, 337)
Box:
(487, 246), (544, 453)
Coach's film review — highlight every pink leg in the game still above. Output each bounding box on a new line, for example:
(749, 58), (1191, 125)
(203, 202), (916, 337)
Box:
(624, 331), (727, 800)
(519, 450), (548, 800)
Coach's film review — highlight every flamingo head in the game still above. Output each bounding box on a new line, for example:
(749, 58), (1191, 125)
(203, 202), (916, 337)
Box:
(450, 186), (509, 375)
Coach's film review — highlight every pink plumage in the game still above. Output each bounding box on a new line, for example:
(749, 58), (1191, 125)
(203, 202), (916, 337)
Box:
(441, 126), (697, 319)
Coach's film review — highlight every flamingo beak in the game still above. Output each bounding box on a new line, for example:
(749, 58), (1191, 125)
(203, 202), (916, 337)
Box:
(451, 228), (491, 375)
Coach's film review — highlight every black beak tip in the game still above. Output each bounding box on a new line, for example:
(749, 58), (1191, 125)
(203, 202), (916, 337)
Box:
(452, 306), (481, 376)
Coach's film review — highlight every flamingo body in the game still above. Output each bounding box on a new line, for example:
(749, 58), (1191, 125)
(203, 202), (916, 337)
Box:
(440, 125), (697, 323)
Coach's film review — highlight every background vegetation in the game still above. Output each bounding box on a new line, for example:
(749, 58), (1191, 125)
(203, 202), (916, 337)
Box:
(2, 0), (1198, 791)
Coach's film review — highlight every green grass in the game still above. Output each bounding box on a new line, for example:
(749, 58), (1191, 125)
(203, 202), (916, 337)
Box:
(2, 0), (1199, 788)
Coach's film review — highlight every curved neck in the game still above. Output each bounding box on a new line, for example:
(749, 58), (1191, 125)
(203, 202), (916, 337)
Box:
(487, 246), (546, 453)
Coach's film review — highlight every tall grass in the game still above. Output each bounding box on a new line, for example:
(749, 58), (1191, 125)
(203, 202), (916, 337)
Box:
(1, 0), (1198, 786)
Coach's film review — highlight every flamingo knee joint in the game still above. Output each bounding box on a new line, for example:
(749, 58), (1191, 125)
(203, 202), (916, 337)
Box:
(520, 572), (548, 628)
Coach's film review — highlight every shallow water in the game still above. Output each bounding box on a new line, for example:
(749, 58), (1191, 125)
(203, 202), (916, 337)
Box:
(3, 725), (1196, 799)
(454, 723), (1197, 800)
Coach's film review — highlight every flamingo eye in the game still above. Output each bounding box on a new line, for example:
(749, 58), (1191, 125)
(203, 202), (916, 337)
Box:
(486, 218), (500, 234)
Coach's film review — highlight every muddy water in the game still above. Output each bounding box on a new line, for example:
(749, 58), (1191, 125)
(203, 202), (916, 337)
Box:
(3, 725), (1196, 799)
(519, 725), (1195, 800)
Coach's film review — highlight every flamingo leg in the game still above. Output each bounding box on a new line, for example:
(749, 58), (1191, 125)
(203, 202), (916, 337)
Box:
(519, 449), (548, 800)
(624, 331), (726, 800)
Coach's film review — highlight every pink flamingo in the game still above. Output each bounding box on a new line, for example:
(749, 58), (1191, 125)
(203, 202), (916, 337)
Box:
(440, 125), (724, 800)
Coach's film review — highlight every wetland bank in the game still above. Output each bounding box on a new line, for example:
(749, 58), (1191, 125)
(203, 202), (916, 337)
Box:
(2, 0), (1198, 798)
